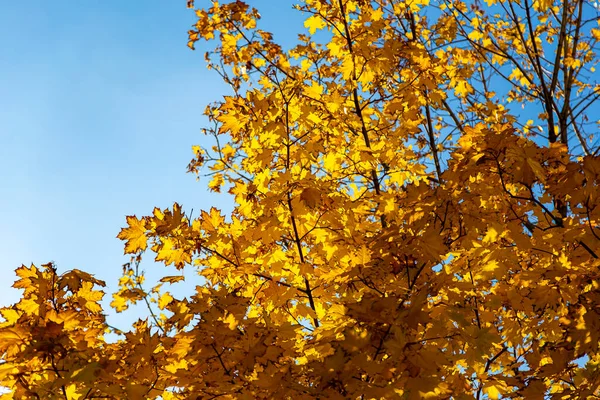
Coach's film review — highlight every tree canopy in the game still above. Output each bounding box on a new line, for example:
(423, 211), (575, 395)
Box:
(2, 0), (600, 398)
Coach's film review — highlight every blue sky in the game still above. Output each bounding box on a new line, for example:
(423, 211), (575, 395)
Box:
(0, 1), (304, 328)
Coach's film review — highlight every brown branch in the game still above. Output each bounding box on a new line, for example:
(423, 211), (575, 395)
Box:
(424, 96), (443, 182)
(211, 343), (231, 376)
(476, 347), (508, 399)
(337, 0), (387, 228)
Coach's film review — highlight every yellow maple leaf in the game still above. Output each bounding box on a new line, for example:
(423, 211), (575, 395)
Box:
(117, 216), (148, 254)
(304, 81), (324, 99)
(158, 292), (174, 310)
(216, 110), (248, 135)
(65, 384), (82, 400)
(0, 309), (22, 326)
(483, 382), (504, 399)
(455, 81), (473, 97)
(155, 237), (191, 267)
(110, 292), (129, 312)
(482, 227), (499, 244)
(0, 328), (25, 347)
(351, 245), (372, 266)
(165, 358), (188, 373)
(77, 281), (104, 313)
(304, 15), (326, 35)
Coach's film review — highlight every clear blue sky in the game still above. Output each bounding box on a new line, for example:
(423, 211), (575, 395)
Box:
(0, 1), (304, 328)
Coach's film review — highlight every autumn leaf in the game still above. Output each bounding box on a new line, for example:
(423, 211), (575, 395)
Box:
(76, 281), (104, 313)
(159, 275), (185, 284)
(158, 292), (174, 310)
(0, 309), (21, 326)
(65, 384), (82, 400)
(300, 187), (321, 209)
(0, 328), (25, 347)
(304, 15), (326, 35)
(117, 216), (148, 254)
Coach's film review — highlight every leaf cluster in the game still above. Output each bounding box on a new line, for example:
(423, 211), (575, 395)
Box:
(3, 0), (600, 398)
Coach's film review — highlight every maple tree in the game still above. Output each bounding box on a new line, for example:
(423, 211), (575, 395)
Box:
(2, 0), (600, 398)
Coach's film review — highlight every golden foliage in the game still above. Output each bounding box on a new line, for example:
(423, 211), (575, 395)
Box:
(3, 0), (600, 398)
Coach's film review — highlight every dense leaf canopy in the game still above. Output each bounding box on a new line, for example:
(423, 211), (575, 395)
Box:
(2, 0), (600, 398)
